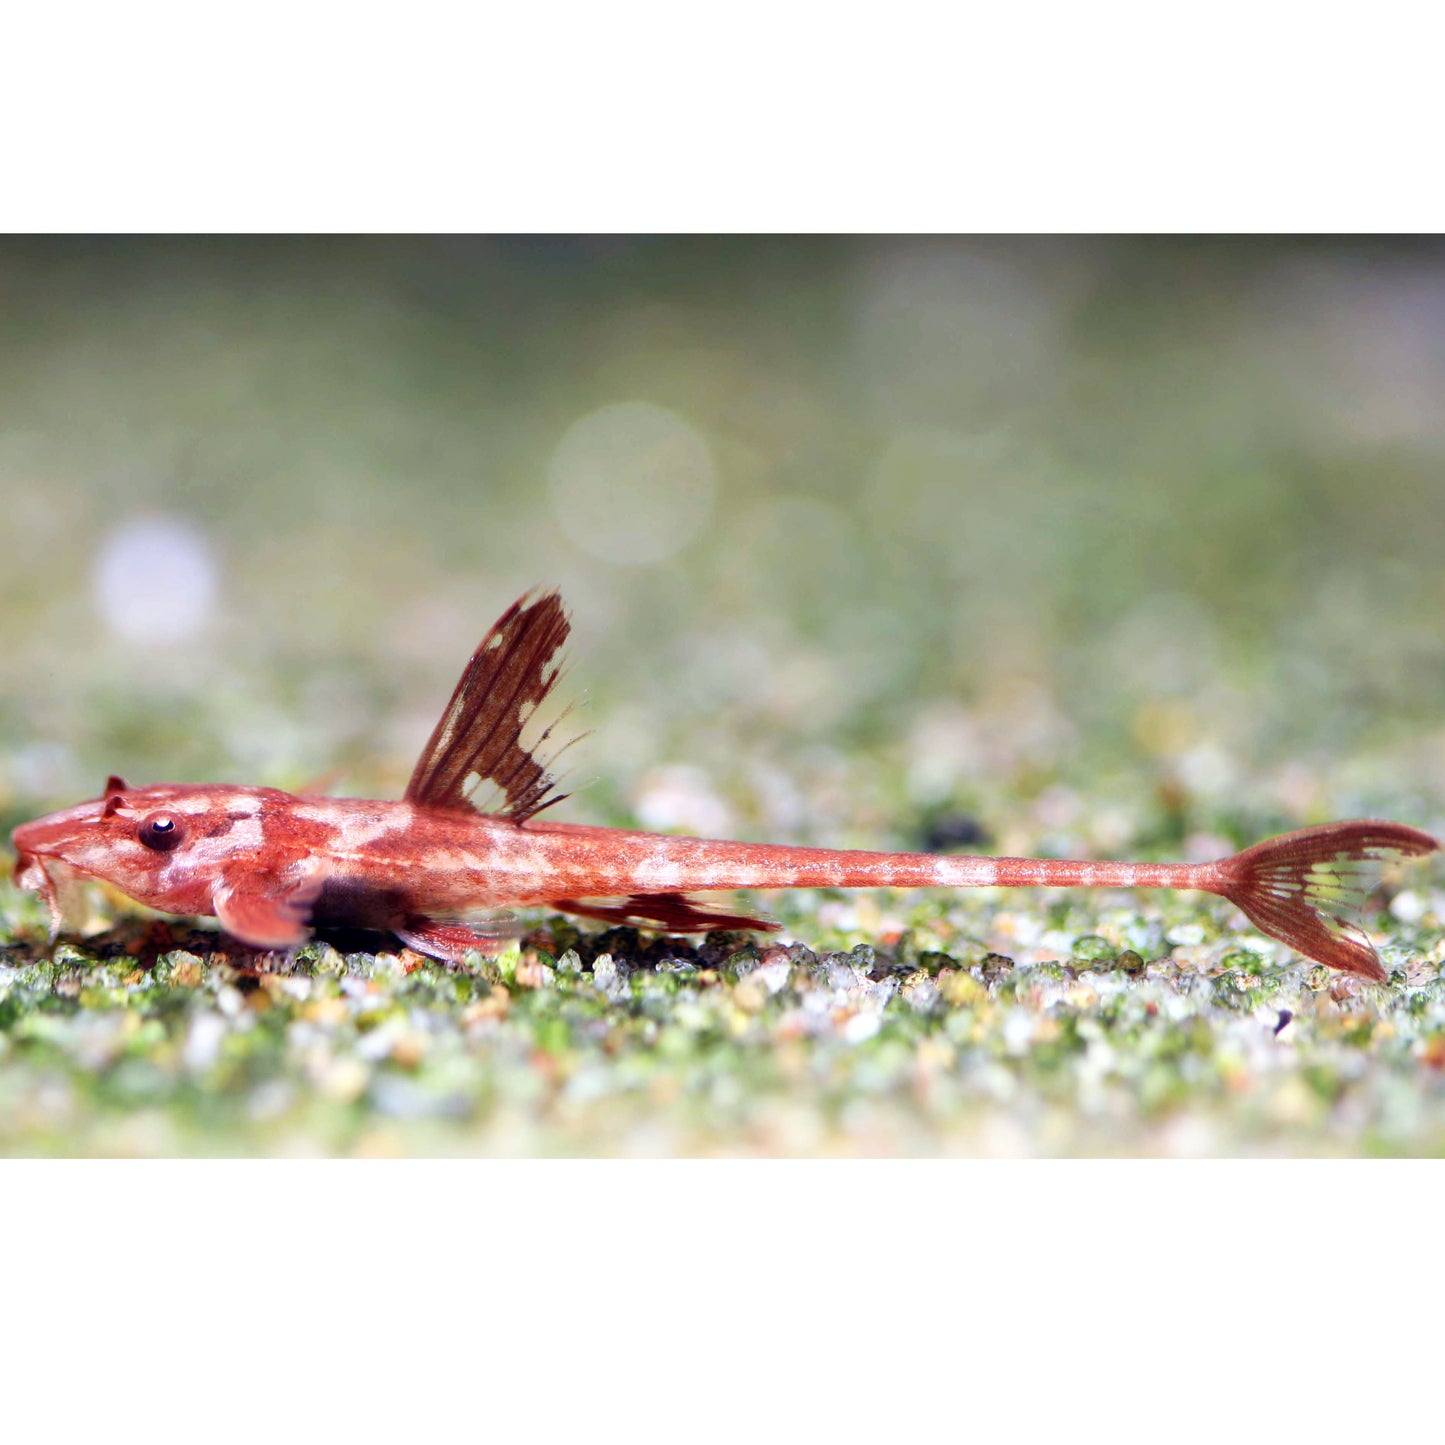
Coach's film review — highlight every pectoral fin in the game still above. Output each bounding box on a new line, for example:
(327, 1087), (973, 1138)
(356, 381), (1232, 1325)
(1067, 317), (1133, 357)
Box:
(212, 872), (321, 950)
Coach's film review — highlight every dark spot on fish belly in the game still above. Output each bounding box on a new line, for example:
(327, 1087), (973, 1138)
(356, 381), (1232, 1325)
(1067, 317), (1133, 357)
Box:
(312, 874), (410, 930)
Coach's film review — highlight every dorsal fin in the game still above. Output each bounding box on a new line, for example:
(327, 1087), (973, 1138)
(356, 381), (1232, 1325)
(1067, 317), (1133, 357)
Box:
(405, 588), (576, 823)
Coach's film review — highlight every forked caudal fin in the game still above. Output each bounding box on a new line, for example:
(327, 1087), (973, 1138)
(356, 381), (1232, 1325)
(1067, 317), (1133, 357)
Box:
(1212, 820), (1439, 980)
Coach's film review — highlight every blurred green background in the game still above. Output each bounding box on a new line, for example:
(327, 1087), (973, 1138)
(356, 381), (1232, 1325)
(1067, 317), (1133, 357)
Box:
(2, 236), (1443, 857)
(4, 236), (1445, 1157)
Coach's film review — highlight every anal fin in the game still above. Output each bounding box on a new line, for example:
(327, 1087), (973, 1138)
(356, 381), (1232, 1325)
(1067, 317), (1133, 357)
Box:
(550, 892), (777, 935)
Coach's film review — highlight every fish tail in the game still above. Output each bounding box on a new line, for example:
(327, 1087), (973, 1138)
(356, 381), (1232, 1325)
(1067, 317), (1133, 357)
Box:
(1208, 820), (1438, 979)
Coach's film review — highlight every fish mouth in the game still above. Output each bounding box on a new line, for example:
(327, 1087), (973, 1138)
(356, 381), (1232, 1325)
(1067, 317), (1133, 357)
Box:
(11, 849), (64, 940)
(12, 848), (47, 891)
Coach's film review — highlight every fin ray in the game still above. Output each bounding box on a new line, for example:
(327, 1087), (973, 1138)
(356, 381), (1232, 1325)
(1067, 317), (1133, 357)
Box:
(551, 892), (778, 934)
(1217, 820), (1438, 980)
(405, 588), (574, 823)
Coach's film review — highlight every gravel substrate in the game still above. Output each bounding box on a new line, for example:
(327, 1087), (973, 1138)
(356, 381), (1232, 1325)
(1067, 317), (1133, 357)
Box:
(4, 875), (1443, 1156)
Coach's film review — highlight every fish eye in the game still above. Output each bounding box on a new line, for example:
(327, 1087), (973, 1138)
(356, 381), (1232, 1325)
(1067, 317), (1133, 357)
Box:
(138, 812), (186, 852)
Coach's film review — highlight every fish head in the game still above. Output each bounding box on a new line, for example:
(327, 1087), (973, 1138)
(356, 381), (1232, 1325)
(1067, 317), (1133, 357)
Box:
(10, 779), (291, 932)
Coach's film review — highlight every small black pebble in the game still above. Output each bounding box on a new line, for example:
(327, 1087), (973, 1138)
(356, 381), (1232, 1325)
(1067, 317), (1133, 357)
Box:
(922, 813), (990, 851)
(1273, 1009), (1292, 1036)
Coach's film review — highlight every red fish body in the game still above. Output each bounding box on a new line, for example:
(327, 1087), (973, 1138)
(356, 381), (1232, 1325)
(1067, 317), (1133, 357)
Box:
(9, 589), (1439, 980)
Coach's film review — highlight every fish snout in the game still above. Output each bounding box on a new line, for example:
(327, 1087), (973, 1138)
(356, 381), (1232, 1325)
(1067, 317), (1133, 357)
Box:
(11, 820), (51, 898)
(9, 801), (104, 863)
(11, 818), (44, 858)
(10, 811), (98, 912)
(11, 817), (66, 866)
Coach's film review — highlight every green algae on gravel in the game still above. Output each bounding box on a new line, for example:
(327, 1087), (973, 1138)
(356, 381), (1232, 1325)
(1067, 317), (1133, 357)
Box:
(3, 880), (1444, 1157)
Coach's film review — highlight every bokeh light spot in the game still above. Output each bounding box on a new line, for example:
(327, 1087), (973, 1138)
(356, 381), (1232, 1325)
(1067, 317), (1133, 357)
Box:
(93, 516), (217, 645)
(547, 402), (716, 564)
